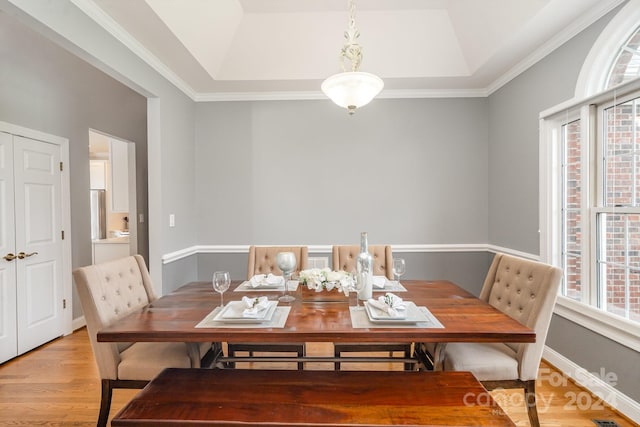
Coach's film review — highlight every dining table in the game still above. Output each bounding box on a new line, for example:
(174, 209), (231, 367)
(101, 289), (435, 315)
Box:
(97, 279), (535, 369)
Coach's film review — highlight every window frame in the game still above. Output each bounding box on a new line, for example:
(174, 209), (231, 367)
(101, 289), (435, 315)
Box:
(541, 79), (640, 352)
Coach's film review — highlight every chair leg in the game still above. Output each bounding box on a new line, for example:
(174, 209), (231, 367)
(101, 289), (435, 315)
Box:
(524, 379), (540, 427)
(334, 347), (341, 371)
(98, 379), (113, 427)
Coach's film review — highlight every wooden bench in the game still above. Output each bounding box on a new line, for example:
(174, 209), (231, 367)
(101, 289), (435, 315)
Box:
(112, 369), (514, 426)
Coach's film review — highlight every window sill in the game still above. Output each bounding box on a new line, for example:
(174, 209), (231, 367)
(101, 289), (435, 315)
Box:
(554, 296), (640, 352)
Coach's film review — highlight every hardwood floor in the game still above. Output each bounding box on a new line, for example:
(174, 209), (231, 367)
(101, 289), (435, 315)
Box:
(0, 328), (636, 427)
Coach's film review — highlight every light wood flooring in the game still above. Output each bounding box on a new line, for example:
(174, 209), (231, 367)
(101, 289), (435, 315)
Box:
(0, 328), (636, 426)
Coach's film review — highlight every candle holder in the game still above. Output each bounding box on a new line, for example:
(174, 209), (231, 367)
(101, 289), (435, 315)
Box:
(276, 252), (297, 302)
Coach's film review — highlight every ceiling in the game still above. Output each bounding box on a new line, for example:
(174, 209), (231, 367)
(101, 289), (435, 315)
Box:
(84, 0), (624, 100)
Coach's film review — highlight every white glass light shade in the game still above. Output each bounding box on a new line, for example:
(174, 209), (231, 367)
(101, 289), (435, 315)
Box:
(321, 71), (384, 114)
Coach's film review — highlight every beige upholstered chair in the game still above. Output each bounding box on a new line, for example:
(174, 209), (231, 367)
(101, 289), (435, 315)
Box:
(227, 246), (309, 369)
(73, 255), (214, 427)
(332, 245), (393, 279)
(434, 253), (561, 427)
(246, 245), (309, 278)
(331, 244), (413, 370)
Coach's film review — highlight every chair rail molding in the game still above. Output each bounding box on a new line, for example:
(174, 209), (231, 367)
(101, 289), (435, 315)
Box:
(161, 243), (538, 264)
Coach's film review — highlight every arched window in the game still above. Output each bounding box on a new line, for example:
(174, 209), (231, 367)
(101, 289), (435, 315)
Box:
(606, 25), (640, 89)
(575, 0), (640, 97)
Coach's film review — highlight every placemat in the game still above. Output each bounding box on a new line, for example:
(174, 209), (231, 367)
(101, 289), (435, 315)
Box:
(233, 280), (300, 292)
(372, 281), (407, 292)
(195, 306), (291, 328)
(349, 306), (444, 329)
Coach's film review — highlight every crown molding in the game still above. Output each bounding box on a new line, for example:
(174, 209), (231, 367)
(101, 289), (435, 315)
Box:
(73, 0), (625, 102)
(485, 0), (626, 95)
(70, 0), (197, 100)
(194, 88), (489, 102)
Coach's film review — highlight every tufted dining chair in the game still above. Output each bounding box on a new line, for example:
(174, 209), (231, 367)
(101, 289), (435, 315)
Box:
(331, 244), (413, 370)
(226, 246), (308, 369)
(73, 255), (214, 427)
(331, 244), (393, 279)
(431, 253), (562, 427)
(246, 245), (309, 278)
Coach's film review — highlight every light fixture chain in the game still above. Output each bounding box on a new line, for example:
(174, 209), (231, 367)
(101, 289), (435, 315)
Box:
(340, 0), (362, 72)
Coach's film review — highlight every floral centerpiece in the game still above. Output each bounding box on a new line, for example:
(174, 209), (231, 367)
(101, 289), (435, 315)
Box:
(298, 268), (354, 301)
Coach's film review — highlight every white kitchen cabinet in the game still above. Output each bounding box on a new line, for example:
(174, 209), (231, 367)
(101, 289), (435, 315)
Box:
(92, 239), (130, 264)
(89, 160), (106, 190)
(109, 139), (129, 212)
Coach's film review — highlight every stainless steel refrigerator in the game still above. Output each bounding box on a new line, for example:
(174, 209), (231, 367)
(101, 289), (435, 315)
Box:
(90, 189), (107, 240)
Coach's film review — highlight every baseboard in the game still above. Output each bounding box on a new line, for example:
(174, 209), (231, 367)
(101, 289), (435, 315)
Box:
(72, 315), (86, 331)
(543, 346), (640, 424)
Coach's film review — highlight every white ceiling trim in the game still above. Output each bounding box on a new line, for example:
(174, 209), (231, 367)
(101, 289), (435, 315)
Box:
(193, 88), (489, 102)
(73, 0), (626, 102)
(70, 0), (197, 99)
(486, 0), (626, 95)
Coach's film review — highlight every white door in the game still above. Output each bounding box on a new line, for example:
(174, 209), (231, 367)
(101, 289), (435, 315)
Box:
(0, 132), (17, 363)
(0, 133), (64, 363)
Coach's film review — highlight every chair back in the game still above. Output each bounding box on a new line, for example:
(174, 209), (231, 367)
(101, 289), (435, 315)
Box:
(331, 245), (393, 279)
(480, 253), (562, 381)
(73, 255), (156, 380)
(247, 246), (309, 279)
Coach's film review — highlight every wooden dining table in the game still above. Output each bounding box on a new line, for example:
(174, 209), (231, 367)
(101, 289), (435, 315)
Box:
(97, 279), (534, 368)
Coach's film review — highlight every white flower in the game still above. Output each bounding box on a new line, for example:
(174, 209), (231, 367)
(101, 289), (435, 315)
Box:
(326, 270), (342, 282)
(299, 269), (354, 293)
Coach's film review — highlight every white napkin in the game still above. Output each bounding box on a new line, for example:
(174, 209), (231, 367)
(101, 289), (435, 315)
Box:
(372, 276), (387, 289)
(249, 273), (284, 288)
(241, 296), (270, 318)
(367, 292), (407, 318)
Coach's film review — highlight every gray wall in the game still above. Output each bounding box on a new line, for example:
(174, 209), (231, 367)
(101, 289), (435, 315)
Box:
(488, 4), (639, 401)
(0, 10), (148, 319)
(2, 0), (201, 295)
(193, 251), (492, 297)
(5, 0), (638, 406)
(194, 98), (489, 246)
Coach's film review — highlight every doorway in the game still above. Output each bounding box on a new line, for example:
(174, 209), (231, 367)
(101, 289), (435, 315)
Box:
(0, 121), (72, 364)
(88, 130), (137, 264)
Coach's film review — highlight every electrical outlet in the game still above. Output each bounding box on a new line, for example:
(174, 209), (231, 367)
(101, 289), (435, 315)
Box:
(169, 214), (175, 227)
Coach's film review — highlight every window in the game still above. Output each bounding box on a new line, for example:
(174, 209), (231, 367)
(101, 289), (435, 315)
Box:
(554, 91), (640, 324)
(543, 0), (640, 348)
(596, 96), (640, 321)
(606, 26), (640, 89)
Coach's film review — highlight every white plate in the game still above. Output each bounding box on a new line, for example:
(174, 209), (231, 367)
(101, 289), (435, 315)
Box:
(248, 276), (284, 289)
(248, 282), (283, 289)
(364, 301), (428, 324)
(214, 300), (278, 323)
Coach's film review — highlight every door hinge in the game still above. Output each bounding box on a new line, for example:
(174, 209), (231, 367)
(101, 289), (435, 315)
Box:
(59, 161), (63, 171)
(61, 230), (65, 240)
(63, 299), (67, 309)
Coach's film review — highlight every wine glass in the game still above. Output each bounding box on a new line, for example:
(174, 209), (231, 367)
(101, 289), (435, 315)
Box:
(393, 258), (406, 286)
(276, 252), (297, 302)
(212, 271), (231, 307)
